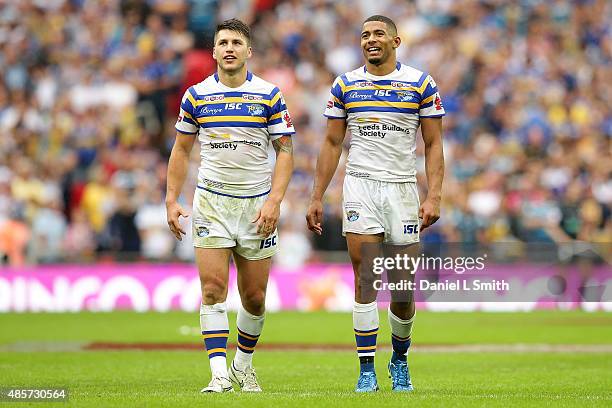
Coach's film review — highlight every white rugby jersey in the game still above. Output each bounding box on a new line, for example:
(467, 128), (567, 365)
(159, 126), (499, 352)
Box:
(176, 71), (295, 197)
(324, 62), (445, 183)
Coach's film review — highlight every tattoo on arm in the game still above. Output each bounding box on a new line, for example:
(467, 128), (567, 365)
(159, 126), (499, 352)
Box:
(272, 136), (293, 155)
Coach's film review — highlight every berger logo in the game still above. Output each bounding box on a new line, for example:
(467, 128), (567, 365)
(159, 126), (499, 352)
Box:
(346, 210), (360, 222)
(283, 111), (293, 128)
(203, 95), (224, 102)
(435, 94), (443, 110)
(242, 94), (263, 101)
(201, 107), (223, 115)
(248, 104), (265, 116)
(348, 91), (372, 100)
(196, 226), (209, 237)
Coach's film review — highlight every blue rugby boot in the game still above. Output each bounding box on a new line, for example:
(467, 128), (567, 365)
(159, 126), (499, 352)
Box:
(388, 354), (413, 391)
(355, 370), (379, 392)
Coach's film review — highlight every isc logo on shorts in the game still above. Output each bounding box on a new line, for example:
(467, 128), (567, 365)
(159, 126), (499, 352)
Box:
(259, 236), (277, 249)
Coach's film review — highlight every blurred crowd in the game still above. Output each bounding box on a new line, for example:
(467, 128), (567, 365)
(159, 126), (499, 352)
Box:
(0, 0), (610, 266)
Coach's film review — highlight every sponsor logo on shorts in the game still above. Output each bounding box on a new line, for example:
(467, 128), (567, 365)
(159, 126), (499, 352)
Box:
(403, 224), (418, 234)
(259, 235), (277, 249)
(196, 226), (210, 237)
(346, 210), (360, 222)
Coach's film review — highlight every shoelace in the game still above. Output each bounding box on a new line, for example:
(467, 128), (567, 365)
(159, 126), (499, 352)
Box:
(358, 372), (376, 388)
(243, 367), (259, 388)
(392, 362), (409, 387)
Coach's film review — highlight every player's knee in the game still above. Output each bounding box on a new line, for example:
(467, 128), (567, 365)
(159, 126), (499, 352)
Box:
(201, 276), (227, 304)
(242, 288), (266, 315)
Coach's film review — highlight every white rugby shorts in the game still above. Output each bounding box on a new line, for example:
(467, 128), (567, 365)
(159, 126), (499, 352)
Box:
(192, 187), (278, 260)
(342, 175), (420, 244)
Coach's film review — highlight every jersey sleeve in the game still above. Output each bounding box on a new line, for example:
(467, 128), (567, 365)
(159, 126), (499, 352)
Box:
(267, 87), (296, 140)
(418, 74), (445, 118)
(323, 76), (346, 118)
(175, 87), (199, 135)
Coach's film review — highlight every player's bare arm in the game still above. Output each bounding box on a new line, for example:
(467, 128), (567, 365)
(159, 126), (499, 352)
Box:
(306, 118), (347, 235)
(253, 135), (294, 237)
(419, 117), (444, 231)
(165, 133), (196, 240)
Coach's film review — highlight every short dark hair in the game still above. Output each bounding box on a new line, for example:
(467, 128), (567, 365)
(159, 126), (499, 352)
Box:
(363, 15), (397, 36)
(215, 18), (251, 44)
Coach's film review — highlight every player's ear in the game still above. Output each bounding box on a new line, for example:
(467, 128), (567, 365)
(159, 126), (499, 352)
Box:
(247, 46), (252, 59)
(393, 36), (401, 49)
(212, 46), (218, 61)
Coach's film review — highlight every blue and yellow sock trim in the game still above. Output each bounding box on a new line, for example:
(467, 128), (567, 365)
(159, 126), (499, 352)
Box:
(355, 328), (378, 356)
(202, 329), (229, 358)
(237, 328), (260, 354)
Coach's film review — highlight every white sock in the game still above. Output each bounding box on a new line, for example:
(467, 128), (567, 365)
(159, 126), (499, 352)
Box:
(200, 302), (229, 378)
(353, 301), (379, 358)
(233, 305), (264, 371)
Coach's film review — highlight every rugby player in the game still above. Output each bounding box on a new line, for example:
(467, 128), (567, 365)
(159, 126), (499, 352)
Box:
(166, 18), (295, 393)
(306, 15), (445, 392)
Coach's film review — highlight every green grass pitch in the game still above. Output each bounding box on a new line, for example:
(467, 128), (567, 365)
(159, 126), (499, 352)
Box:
(1, 311), (611, 407)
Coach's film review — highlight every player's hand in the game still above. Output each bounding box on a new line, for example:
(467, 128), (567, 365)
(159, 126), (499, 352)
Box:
(166, 201), (189, 241)
(306, 199), (323, 235)
(253, 199), (280, 237)
(419, 197), (440, 232)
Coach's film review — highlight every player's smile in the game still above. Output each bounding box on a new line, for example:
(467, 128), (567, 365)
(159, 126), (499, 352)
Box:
(360, 21), (399, 66)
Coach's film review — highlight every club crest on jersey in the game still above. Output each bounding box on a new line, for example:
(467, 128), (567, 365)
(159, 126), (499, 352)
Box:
(346, 210), (360, 222)
(247, 104), (265, 116)
(396, 91), (417, 102)
(196, 226), (210, 237)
